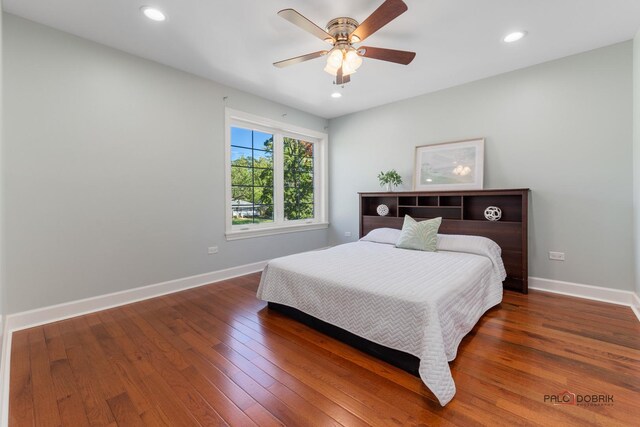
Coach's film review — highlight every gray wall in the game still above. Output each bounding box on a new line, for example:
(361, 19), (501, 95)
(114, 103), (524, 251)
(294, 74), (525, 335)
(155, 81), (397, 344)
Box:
(2, 14), (329, 314)
(329, 42), (634, 291)
(635, 31), (640, 296)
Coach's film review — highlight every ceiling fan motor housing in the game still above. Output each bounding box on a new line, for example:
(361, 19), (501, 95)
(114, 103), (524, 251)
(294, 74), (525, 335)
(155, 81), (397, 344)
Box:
(326, 17), (360, 43)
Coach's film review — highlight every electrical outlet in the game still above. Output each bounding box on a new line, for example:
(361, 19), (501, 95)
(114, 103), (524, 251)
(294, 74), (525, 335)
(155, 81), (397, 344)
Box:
(549, 251), (565, 261)
(344, 231), (352, 237)
(208, 246), (219, 254)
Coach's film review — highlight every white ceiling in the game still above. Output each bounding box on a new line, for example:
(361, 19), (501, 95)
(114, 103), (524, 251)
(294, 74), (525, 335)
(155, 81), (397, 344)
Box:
(4, 0), (640, 119)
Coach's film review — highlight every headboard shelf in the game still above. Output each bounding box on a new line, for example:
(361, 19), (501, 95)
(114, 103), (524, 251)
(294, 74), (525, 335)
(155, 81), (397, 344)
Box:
(359, 188), (530, 293)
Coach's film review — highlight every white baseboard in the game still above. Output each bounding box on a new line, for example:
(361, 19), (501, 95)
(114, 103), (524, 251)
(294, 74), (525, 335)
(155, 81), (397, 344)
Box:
(631, 292), (640, 321)
(5, 260), (267, 334)
(529, 276), (640, 322)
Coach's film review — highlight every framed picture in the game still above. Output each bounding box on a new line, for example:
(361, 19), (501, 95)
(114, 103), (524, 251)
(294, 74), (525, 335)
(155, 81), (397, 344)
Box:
(413, 138), (485, 191)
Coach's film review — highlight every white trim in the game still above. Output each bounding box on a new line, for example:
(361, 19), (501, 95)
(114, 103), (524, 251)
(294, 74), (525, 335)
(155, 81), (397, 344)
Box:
(630, 292), (640, 321)
(226, 108), (328, 140)
(224, 108), (329, 240)
(274, 131), (285, 224)
(225, 222), (328, 240)
(4, 260), (267, 333)
(224, 108), (233, 237)
(530, 276), (640, 322)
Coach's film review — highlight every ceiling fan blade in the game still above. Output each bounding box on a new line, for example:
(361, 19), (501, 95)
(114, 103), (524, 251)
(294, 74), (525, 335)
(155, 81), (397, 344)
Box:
(273, 50), (328, 68)
(278, 9), (335, 44)
(359, 46), (415, 65)
(351, 0), (408, 43)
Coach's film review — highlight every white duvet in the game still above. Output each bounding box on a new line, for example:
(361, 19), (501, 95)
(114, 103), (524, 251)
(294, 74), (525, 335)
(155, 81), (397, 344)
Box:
(256, 235), (506, 405)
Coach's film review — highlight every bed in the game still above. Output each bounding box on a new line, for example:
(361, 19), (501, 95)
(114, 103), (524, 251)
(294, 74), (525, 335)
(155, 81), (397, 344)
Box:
(257, 189), (529, 405)
(257, 232), (506, 406)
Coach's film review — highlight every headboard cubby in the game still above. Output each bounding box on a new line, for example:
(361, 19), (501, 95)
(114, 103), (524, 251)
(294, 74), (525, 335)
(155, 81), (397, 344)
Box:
(359, 189), (530, 293)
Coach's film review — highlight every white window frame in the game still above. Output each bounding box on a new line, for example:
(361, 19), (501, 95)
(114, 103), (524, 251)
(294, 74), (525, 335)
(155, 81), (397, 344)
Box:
(225, 108), (329, 240)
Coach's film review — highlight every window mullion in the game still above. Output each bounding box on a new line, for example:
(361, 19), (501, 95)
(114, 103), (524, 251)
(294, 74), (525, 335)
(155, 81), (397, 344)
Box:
(274, 133), (285, 225)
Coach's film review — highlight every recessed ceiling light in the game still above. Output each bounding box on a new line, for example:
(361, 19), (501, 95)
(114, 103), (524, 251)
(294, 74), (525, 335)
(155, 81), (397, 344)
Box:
(503, 31), (527, 43)
(331, 92), (342, 99)
(141, 6), (166, 22)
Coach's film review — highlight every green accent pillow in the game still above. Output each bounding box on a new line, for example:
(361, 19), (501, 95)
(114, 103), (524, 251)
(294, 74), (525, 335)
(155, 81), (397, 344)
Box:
(396, 215), (442, 252)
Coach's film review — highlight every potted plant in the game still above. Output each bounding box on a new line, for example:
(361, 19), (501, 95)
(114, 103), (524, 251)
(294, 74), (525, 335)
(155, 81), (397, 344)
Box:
(378, 170), (403, 192)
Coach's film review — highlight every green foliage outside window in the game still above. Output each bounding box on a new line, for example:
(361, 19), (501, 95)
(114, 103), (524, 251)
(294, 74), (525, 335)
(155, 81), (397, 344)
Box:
(231, 132), (314, 224)
(231, 135), (274, 224)
(284, 138), (314, 220)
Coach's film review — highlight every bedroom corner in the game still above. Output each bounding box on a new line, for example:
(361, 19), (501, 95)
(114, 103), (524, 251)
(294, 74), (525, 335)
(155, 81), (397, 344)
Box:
(0, 6), (7, 425)
(633, 28), (640, 316)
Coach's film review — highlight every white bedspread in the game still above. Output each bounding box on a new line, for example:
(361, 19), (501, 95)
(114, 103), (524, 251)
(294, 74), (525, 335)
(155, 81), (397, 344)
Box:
(256, 238), (505, 405)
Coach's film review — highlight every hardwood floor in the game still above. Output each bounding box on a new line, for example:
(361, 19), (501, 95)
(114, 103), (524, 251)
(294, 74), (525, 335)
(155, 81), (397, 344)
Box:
(9, 273), (640, 426)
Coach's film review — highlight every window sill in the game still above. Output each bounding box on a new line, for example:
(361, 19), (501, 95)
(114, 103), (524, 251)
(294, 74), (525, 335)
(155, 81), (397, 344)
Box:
(225, 222), (329, 241)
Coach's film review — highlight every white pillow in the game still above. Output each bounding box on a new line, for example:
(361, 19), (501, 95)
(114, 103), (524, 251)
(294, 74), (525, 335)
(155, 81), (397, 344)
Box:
(360, 227), (402, 245)
(436, 234), (506, 280)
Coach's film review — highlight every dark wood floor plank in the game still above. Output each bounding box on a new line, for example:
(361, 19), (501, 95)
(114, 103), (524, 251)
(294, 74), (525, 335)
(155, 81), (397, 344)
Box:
(142, 372), (205, 427)
(8, 330), (36, 426)
(135, 298), (280, 427)
(214, 341), (349, 427)
(179, 286), (453, 426)
(43, 323), (67, 363)
(164, 290), (415, 425)
(58, 319), (116, 425)
(101, 308), (205, 426)
(180, 364), (260, 427)
(28, 328), (63, 427)
(94, 310), (182, 426)
(106, 392), (146, 427)
(200, 285), (432, 394)
(91, 310), (175, 425)
(182, 292), (420, 424)
(49, 358), (91, 427)
(130, 301), (264, 426)
(180, 334), (309, 426)
(184, 347), (284, 427)
(116, 305), (230, 426)
(177, 326), (325, 427)
(70, 316), (127, 399)
(10, 273), (640, 426)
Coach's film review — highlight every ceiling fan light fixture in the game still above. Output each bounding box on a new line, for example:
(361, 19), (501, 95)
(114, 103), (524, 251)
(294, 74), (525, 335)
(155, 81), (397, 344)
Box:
(341, 62), (357, 76)
(326, 49), (344, 68)
(345, 49), (363, 71)
(324, 64), (339, 76)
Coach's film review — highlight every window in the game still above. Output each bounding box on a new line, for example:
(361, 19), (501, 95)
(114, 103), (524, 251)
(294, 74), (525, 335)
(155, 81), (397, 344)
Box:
(230, 128), (274, 225)
(225, 109), (328, 240)
(284, 137), (315, 221)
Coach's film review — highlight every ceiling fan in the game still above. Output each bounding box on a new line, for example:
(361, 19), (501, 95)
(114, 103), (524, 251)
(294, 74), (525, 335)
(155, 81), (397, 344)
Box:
(273, 0), (416, 85)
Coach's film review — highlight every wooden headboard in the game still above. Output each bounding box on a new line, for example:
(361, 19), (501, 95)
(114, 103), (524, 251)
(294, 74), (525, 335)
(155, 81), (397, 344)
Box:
(359, 189), (530, 293)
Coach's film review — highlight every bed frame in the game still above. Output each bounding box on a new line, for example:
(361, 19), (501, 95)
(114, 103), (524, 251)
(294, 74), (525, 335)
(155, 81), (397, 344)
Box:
(268, 188), (529, 376)
(359, 188), (530, 293)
